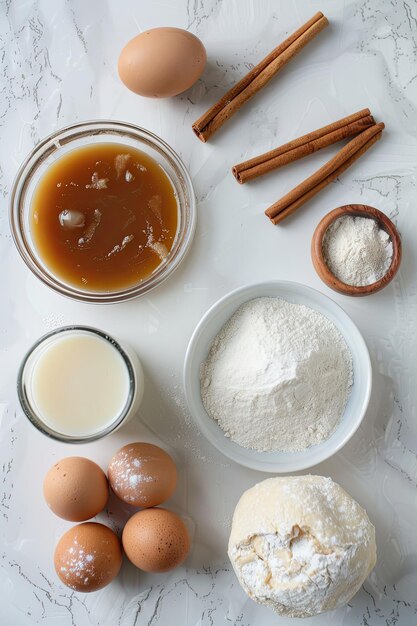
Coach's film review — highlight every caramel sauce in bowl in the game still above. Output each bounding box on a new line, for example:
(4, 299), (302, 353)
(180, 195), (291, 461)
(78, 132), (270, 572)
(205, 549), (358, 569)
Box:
(10, 121), (196, 303)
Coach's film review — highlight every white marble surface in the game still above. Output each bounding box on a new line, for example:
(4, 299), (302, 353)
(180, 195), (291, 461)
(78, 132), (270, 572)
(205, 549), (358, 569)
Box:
(1, 0), (417, 624)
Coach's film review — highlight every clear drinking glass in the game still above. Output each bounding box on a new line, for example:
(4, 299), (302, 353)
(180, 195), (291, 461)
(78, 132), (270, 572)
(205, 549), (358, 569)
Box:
(17, 325), (144, 443)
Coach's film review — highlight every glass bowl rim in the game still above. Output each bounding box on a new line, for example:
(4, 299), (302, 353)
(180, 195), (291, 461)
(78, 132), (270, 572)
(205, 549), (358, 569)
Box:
(9, 119), (197, 304)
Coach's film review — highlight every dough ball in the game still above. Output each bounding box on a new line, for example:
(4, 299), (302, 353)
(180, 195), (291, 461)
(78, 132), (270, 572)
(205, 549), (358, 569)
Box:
(228, 475), (376, 618)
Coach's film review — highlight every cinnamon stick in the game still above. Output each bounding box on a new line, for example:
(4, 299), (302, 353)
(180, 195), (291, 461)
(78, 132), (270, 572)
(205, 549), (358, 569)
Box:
(192, 12), (328, 142)
(233, 109), (375, 184)
(265, 122), (385, 225)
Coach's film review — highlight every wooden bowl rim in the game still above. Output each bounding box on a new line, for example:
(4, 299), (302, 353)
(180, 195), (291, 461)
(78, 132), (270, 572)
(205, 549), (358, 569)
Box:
(311, 204), (402, 296)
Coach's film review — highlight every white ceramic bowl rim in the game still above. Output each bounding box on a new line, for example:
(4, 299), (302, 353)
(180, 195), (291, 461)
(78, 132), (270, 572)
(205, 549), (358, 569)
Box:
(183, 280), (372, 473)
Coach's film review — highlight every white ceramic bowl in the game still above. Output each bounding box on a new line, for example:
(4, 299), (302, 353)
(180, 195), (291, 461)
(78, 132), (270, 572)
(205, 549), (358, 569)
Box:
(183, 281), (372, 473)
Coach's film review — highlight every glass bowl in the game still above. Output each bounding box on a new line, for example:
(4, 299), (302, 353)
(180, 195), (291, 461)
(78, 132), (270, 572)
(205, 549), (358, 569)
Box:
(9, 120), (196, 303)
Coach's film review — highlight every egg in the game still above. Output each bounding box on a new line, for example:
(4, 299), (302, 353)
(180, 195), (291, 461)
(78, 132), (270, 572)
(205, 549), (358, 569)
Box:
(118, 27), (206, 97)
(43, 457), (109, 521)
(54, 522), (122, 592)
(122, 508), (190, 572)
(108, 442), (177, 507)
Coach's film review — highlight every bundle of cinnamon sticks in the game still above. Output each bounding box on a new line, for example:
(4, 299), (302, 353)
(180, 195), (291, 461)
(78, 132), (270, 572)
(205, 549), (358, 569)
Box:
(192, 11), (385, 225)
(231, 109), (384, 224)
(264, 119), (384, 225)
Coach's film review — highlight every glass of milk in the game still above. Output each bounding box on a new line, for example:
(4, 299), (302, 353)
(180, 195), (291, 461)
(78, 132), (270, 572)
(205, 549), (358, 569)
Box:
(17, 326), (144, 442)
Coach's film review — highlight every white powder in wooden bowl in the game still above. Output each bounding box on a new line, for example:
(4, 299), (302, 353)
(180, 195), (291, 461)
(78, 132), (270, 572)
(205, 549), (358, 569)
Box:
(200, 297), (353, 452)
(322, 215), (393, 286)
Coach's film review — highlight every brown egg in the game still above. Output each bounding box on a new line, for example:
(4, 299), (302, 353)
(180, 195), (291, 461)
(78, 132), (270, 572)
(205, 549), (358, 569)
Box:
(108, 442), (177, 508)
(118, 27), (206, 97)
(43, 457), (109, 522)
(54, 522), (122, 592)
(122, 508), (190, 572)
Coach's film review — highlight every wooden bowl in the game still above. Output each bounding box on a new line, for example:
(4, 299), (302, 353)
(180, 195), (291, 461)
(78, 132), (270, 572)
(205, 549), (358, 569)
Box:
(311, 204), (402, 296)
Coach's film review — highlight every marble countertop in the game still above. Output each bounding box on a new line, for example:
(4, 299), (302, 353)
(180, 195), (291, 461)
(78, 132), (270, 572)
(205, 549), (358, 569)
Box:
(1, 0), (417, 624)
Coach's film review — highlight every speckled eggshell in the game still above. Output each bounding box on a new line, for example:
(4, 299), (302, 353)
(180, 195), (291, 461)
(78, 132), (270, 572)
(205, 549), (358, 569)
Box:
(122, 508), (190, 572)
(43, 457), (109, 521)
(118, 27), (206, 98)
(108, 442), (177, 507)
(54, 522), (122, 592)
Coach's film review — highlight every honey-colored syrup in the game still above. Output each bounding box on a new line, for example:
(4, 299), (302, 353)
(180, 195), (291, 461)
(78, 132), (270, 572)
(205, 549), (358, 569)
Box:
(31, 143), (178, 291)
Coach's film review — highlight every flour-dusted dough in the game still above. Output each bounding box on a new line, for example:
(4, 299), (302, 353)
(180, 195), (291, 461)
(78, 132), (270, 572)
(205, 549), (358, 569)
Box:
(228, 475), (376, 618)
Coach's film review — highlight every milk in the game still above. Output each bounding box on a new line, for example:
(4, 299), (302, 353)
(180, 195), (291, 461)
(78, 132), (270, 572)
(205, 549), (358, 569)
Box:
(23, 329), (139, 438)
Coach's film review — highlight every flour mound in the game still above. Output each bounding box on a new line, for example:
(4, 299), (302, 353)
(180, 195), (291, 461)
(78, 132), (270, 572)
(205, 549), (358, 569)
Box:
(200, 297), (353, 452)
